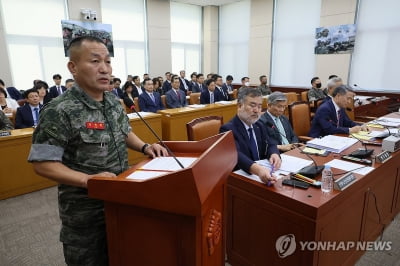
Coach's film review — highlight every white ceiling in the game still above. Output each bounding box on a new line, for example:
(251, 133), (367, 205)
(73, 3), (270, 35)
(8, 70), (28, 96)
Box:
(172, 0), (241, 6)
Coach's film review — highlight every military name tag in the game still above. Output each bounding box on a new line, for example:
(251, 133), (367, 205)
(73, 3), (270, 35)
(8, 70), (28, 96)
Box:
(86, 122), (105, 130)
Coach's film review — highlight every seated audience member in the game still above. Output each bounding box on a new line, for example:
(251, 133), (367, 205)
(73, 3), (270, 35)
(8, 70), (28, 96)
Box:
(122, 81), (139, 109)
(222, 75), (234, 93)
(15, 89), (42, 129)
(200, 79), (223, 104)
(65, 79), (75, 89)
(165, 75), (187, 108)
(111, 78), (123, 99)
(220, 87), (281, 184)
(132, 75), (144, 95)
(49, 74), (67, 99)
(323, 75), (339, 96)
(259, 92), (300, 152)
(0, 87), (19, 115)
(138, 78), (164, 112)
(189, 72), (197, 90)
(179, 70), (190, 94)
(152, 77), (163, 95)
(191, 73), (205, 93)
(34, 81), (51, 105)
(214, 75), (229, 101)
(0, 79), (22, 100)
(238, 77), (250, 91)
(309, 85), (367, 138)
(0, 110), (13, 131)
(162, 72), (172, 94)
(257, 75), (272, 96)
(307, 77), (326, 102)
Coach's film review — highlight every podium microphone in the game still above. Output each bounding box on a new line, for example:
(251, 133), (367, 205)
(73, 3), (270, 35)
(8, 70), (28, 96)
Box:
(130, 105), (184, 169)
(349, 134), (374, 158)
(265, 120), (323, 178)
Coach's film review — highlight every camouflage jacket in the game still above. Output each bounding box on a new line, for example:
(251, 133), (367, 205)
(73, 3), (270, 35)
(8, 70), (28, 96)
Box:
(307, 87), (326, 102)
(0, 111), (13, 130)
(257, 84), (272, 96)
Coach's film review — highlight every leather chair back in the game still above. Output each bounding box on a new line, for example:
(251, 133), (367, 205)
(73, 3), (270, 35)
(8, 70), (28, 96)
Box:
(186, 116), (223, 141)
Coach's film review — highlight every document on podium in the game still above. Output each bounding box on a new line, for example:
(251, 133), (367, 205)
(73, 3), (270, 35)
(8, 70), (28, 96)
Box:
(306, 135), (358, 153)
(126, 157), (198, 182)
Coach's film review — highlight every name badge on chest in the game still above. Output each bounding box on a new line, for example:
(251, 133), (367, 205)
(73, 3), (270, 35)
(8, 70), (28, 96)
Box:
(86, 122), (105, 130)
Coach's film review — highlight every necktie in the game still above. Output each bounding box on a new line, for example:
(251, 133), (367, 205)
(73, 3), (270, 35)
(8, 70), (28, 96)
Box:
(248, 128), (259, 161)
(150, 93), (155, 103)
(275, 117), (289, 145)
(176, 90), (181, 101)
(210, 92), (214, 103)
(33, 107), (39, 125)
(337, 110), (341, 127)
(58, 86), (62, 96)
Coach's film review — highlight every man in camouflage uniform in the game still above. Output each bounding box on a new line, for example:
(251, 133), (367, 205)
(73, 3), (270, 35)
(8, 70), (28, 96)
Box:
(307, 76), (326, 102)
(28, 36), (166, 266)
(257, 75), (272, 96)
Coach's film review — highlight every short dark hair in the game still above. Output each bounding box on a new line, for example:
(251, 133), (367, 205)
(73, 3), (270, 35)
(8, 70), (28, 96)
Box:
(241, 77), (249, 82)
(328, 74), (338, 80)
(238, 87), (261, 104)
(311, 77), (320, 84)
(122, 81), (133, 90)
(332, 85), (348, 97)
(65, 79), (74, 84)
(190, 72), (197, 78)
(171, 75), (179, 82)
(67, 36), (105, 57)
(0, 87), (7, 98)
(113, 78), (121, 83)
(226, 75), (233, 81)
(0, 79), (4, 86)
(205, 79), (215, 87)
(259, 75), (267, 81)
(34, 81), (49, 90)
(213, 75), (222, 81)
(53, 74), (62, 80)
(132, 76), (139, 82)
(24, 88), (39, 98)
(152, 77), (161, 87)
(165, 72), (171, 75)
(196, 73), (204, 79)
(143, 78), (152, 85)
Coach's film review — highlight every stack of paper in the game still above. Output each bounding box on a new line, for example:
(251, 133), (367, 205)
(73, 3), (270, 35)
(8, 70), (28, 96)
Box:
(127, 112), (153, 119)
(372, 117), (400, 127)
(326, 159), (374, 175)
(187, 104), (206, 108)
(216, 101), (234, 105)
(306, 135), (358, 153)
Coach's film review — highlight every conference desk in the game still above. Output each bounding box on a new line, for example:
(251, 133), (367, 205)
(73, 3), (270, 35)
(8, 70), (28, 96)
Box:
(226, 113), (400, 266)
(0, 114), (162, 200)
(158, 101), (237, 141)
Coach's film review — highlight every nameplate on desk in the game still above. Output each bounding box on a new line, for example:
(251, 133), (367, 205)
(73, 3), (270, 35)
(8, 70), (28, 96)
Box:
(0, 131), (11, 137)
(334, 172), (356, 191)
(375, 151), (391, 163)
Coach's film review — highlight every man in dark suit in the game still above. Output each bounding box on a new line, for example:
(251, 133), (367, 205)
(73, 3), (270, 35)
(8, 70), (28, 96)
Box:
(165, 75), (187, 108)
(191, 73), (205, 93)
(179, 70), (191, 94)
(189, 72), (197, 91)
(48, 74), (67, 99)
(132, 75), (144, 95)
(111, 78), (123, 99)
(138, 78), (164, 113)
(259, 92), (300, 152)
(214, 75), (229, 101)
(220, 87), (281, 184)
(15, 89), (42, 129)
(309, 85), (367, 138)
(200, 79), (223, 104)
(222, 75), (234, 100)
(162, 72), (172, 94)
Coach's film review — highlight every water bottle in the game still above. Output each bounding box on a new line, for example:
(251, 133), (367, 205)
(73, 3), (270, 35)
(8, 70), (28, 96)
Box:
(321, 165), (333, 193)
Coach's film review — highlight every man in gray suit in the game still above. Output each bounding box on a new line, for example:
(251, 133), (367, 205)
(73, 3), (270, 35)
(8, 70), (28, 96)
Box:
(259, 91), (300, 152)
(165, 75), (187, 108)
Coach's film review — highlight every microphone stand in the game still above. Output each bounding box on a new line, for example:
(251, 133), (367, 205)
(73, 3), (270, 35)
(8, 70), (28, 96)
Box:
(349, 133), (374, 158)
(130, 105), (184, 169)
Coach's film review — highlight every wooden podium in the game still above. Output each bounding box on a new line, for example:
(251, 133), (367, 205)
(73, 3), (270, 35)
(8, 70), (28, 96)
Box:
(88, 132), (236, 266)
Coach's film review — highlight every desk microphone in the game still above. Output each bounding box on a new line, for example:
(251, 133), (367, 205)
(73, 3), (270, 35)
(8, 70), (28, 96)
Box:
(265, 120), (324, 178)
(130, 105), (184, 169)
(349, 134), (374, 158)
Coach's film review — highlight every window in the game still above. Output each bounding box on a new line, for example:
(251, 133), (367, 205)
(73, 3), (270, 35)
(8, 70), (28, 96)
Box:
(349, 0), (400, 92)
(271, 0), (321, 86)
(0, 0), (68, 90)
(219, 0), (250, 82)
(101, 0), (147, 80)
(170, 1), (202, 75)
